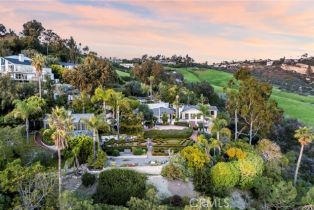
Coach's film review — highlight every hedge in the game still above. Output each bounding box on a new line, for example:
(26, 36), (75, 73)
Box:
(144, 128), (193, 139)
(94, 169), (147, 205)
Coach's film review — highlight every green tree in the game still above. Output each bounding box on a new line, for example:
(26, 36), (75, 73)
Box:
(32, 53), (45, 98)
(63, 53), (118, 94)
(92, 86), (112, 121)
(293, 127), (314, 185)
(132, 60), (164, 85)
(148, 75), (155, 100)
(226, 69), (282, 144)
(46, 107), (74, 206)
(161, 113), (168, 125)
(11, 96), (46, 143)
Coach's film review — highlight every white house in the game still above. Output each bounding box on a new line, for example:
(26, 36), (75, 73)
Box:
(0, 54), (54, 81)
(147, 102), (175, 124)
(145, 102), (218, 129)
(58, 62), (77, 69)
(179, 105), (218, 127)
(120, 63), (134, 68)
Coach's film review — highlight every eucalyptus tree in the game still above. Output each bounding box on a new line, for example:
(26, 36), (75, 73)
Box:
(293, 127), (314, 185)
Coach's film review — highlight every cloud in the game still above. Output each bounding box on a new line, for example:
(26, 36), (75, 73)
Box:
(0, 0), (314, 62)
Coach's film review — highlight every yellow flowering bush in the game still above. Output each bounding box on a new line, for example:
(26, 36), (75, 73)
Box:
(226, 147), (247, 160)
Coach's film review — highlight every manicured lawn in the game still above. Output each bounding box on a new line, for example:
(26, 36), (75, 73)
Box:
(116, 69), (130, 77)
(174, 67), (314, 127)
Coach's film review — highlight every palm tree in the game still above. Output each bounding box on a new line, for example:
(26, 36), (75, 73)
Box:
(32, 54), (45, 98)
(212, 118), (228, 141)
(198, 104), (209, 132)
(293, 127), (314, 185)
(12, 96), (45, 143)
(148, 75), (155, 100)
(174, 95), (180, 120)
(92, 87), (111, 121)
(47, 107), (74, 206)
(83, 115), (109, 162)
(209, 138), (222, 157)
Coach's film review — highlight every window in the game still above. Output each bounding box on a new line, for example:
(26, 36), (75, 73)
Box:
(197, 114), (201, 119)
(211, 111), (215, 116)
(15, 73), (27, 80)
(191, 114), (196, 119)
(185, 113), (189, 119)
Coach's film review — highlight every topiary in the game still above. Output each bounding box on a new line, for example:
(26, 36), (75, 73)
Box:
(81, 172), (96, 187)
(210, 162), (240, 193)
(94, 169), (147, 206)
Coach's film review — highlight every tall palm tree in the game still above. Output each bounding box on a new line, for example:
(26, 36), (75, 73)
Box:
(212, 118), (228, 141)
(148, 75), (155, 100)
(174, 95), (180, 120)
(12, 96), (45, 143)
(32, 54), (45, 98)
(92, 87), (111, 121)
(47, 107), (74, 206)
(83, 115), (109, 162)
(293, 127), (314, 185)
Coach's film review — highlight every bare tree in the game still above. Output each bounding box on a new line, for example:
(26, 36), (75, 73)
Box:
(18, 172), (57, 210)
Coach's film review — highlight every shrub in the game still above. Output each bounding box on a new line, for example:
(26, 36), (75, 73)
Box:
(174, 121), (189, 127)
(94, 169), (147, 205)
(81, 172), (96, 187)
(107, 149), (120, 156)
(210, 162), (240, 192)
(193, 167), (211, 194)
(64, 136), (93, 164)
(144, 128), (193, 139)
(87, 149), (107, 169)
(161, 163), (186, 181)
(236, 153), (264, 189)
(226, 147), (247, 160)
(180, 145), (209, 169)
(132, 147), (146, 155)
(301, 186), (314, 205)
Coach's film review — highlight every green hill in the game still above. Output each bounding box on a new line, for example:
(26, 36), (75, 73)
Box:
(174, 68), (314, 127)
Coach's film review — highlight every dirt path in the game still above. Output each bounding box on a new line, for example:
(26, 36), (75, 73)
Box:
(190, 130), (198, 141)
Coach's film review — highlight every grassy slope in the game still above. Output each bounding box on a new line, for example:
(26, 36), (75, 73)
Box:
(175, 68), (314, 127)
(116, 69), (130, 77)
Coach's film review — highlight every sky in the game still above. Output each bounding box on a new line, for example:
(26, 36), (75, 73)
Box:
(1, 0), (314, 63)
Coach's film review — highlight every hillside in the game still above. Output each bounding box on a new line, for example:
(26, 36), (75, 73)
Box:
(173, 68), (314, 127)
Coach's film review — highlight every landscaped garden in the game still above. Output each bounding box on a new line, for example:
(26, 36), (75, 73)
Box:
(103, 128), (194, 156)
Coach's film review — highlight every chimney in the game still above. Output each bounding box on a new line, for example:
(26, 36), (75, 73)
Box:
(18, 54), (24, 62)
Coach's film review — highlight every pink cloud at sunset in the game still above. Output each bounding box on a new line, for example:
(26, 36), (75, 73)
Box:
(1, 0), (314, 62)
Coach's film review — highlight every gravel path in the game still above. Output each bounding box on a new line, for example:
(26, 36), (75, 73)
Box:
(148, 175), (198, 198)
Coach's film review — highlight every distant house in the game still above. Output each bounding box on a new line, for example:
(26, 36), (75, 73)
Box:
(266, 60), (274, 66)
(0, 54), (54, 81)
(58, 62), (77, 69)
(120, 63), (134, 68)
